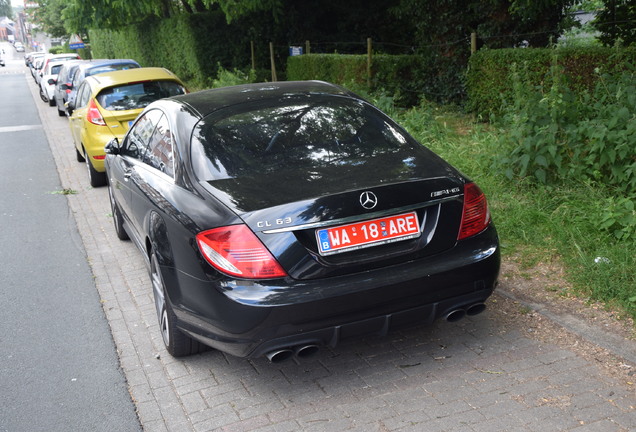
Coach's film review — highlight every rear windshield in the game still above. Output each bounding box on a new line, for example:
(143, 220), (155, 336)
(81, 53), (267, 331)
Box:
(86, 63), (139, 77)
(97, 80), (185, 111)
(191, 96), (427, 182)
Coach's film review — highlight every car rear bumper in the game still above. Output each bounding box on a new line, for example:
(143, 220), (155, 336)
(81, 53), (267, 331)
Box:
(166, 226), (500, 359)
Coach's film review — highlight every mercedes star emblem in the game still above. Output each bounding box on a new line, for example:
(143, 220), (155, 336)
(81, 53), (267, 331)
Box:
(359, 191), (378, 209)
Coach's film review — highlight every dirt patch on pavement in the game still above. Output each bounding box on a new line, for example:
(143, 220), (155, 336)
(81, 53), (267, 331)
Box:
(490, 258), (635, 386)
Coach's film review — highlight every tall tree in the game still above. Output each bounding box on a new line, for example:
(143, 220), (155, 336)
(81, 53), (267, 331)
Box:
(31, 0), (68, 38)
(0, 0), (13, 19)
(58, 0), (283, 32)
(391, 0), (577, 54)
(61, 0), (179, 32)
(593, 0), (636, 46)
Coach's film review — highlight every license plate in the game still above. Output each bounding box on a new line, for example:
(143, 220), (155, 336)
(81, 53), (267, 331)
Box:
(316, 211), (420, 256)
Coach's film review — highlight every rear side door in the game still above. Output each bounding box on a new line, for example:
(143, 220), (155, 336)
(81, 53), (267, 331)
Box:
(110, 109), (163, 242)
(68, 82), (91, 151)
(129, 111), (176, 231)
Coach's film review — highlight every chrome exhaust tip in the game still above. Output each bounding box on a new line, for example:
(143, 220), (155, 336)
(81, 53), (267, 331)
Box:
(444, 309), (466, 322)
(265, 349), (294, 363)
(295, 344), (320, 359)
(466, 303), (487, 316)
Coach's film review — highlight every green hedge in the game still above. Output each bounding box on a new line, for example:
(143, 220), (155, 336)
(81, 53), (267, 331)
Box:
(286, 54), (368, 85)
(466, 46), (636, 118)
(89, 11), (278, 88)
(287, 53), (462, 106)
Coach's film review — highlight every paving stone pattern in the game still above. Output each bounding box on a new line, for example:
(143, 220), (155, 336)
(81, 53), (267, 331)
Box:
(29, 74), (635, 432)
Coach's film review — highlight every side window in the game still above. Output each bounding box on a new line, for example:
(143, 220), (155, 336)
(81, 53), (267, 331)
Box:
(79, 83), (91, 107)
(71, 69), (83, 87)
(75, 83), (90, 109)
(123, 109), (162, 160)
(144, 114), (175, 177)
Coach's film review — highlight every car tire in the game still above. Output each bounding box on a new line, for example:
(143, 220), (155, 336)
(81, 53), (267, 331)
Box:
(76, 148), (85, 162)
(108, 183), (129, 241)
(84, 149), (107, 187)
(150, 251), (204, 357)
(48, 97), (56, 107)
(57, 106), (66, 117)
(39, 87), (48, 103)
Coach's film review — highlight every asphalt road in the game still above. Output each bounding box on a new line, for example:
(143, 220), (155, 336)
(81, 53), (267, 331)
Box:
(0, 45), (141, 432)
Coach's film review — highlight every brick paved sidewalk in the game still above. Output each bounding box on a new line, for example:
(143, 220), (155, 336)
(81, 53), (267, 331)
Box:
(29, 73), (635, 432)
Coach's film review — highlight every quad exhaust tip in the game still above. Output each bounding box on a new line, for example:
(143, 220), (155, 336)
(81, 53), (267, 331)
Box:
(265, 344), (320, 363)
(444, 302), (487, 322)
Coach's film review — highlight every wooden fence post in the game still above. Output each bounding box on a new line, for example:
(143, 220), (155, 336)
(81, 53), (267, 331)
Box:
(305, 40), (311, 55)
(471, 32), (477, 54)
(367, 37), (372, 88)
(269, 42), (277, 82)
(251, 40), (255, 70)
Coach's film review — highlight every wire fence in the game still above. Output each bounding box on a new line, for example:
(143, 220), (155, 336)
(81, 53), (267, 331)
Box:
(277, 17), (636, 56)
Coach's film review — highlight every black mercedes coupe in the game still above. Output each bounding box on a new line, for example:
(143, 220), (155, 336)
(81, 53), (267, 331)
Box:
(104, 81), (500, 362)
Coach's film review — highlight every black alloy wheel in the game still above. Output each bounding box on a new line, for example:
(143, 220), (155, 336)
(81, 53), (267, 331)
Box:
(150, 251), (204, 357)
(108, 183), (129, 241)
(84, 149), (107, 187)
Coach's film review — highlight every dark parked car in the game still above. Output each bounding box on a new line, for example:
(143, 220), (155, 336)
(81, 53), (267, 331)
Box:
(52, 60), (83, 116)
(56, 59), (140, 116)
(105, 81), (500, 362)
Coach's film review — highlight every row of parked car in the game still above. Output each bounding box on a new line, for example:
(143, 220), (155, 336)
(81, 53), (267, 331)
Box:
(26, 52), (186, 187)
(24, 51), (500, 363)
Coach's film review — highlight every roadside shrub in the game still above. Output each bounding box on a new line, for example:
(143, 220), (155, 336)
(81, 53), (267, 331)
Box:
(288, 53), (464, 107)
(287, 54), (368, 85)
(467, 46), (636, 118)
(599, 196), (636, 242)
(211, 65), (256, 88)
(497, 58), (636, 241)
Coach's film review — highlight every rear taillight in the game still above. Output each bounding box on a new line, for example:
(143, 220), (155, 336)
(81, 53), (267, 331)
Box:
(87, 99), (106, 126)
(196, 225), (287, 279)
(458, 183), (491, 240)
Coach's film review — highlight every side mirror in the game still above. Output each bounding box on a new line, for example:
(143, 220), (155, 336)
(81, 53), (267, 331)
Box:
(60, 83), (71, 90)
(48, 78), (56, 85)
(105, 138), (121, 155)
(65, 101), (74, 115)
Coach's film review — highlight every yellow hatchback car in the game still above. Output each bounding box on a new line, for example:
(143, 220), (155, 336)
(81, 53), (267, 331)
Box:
(68, 67), (186, 186)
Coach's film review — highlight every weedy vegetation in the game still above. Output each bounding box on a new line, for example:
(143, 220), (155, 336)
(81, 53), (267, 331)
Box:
(363, 78), (635, 322)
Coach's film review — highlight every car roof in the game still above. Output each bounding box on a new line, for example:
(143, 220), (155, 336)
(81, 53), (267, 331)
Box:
(45, 60), (68, 71)
(44, 53), (81, 60)
(59, 59), (84, 70)
(75, 59), (140, 72)
(85, 67), (183, 90)
(170, 80), (357, 117)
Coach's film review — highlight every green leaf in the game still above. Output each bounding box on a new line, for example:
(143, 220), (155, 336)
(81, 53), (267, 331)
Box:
(535, 168), (547, 184)
(535, 154), (548, 167)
